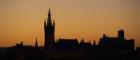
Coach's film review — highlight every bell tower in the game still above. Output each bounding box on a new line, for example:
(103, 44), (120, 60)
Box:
(44, 9), (55, 48)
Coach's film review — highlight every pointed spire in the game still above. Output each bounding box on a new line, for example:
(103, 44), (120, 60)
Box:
(53, 19), (55, 26)
(47, 8), (53, 26)
(35, 37), (38, 47)
(44, 19), (46, 31)
(44, 19), (46, 25)
(48, 8), (51, 18)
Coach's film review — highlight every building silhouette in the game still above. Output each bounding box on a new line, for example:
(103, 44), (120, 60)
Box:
(0, 9), (140, 60)
(99, 29), (134, 51)
(44, 9), (55, 49)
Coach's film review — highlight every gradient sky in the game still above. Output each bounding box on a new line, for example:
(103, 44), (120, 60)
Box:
(0, 0), (140, 47)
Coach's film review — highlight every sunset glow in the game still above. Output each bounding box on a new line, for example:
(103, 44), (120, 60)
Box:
(0, 0), (140, 47)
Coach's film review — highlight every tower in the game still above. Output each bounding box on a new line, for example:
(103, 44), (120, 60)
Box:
(44, 9), (55, 48)
(118, 29), (124, 40)
(118, 29), (125, 47)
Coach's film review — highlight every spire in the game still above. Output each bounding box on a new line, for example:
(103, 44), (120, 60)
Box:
(53, 19), (55, 26)
(44, 19), (46, 25)
(48, 8), (51, 18)
(35, 37), (38, 47)
(47, 8), (52, 26)
(44, 19), (46, 31)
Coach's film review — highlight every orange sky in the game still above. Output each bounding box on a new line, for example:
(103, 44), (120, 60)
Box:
(0, 0), (140, 47)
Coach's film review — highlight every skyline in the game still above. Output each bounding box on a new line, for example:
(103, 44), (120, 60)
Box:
(0, 0), (140, 47)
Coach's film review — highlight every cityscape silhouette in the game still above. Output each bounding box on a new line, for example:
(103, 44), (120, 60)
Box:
(0, 9), (140, 60)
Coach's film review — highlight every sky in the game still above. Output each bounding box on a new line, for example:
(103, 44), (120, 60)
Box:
(0, 0), (140, 47)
